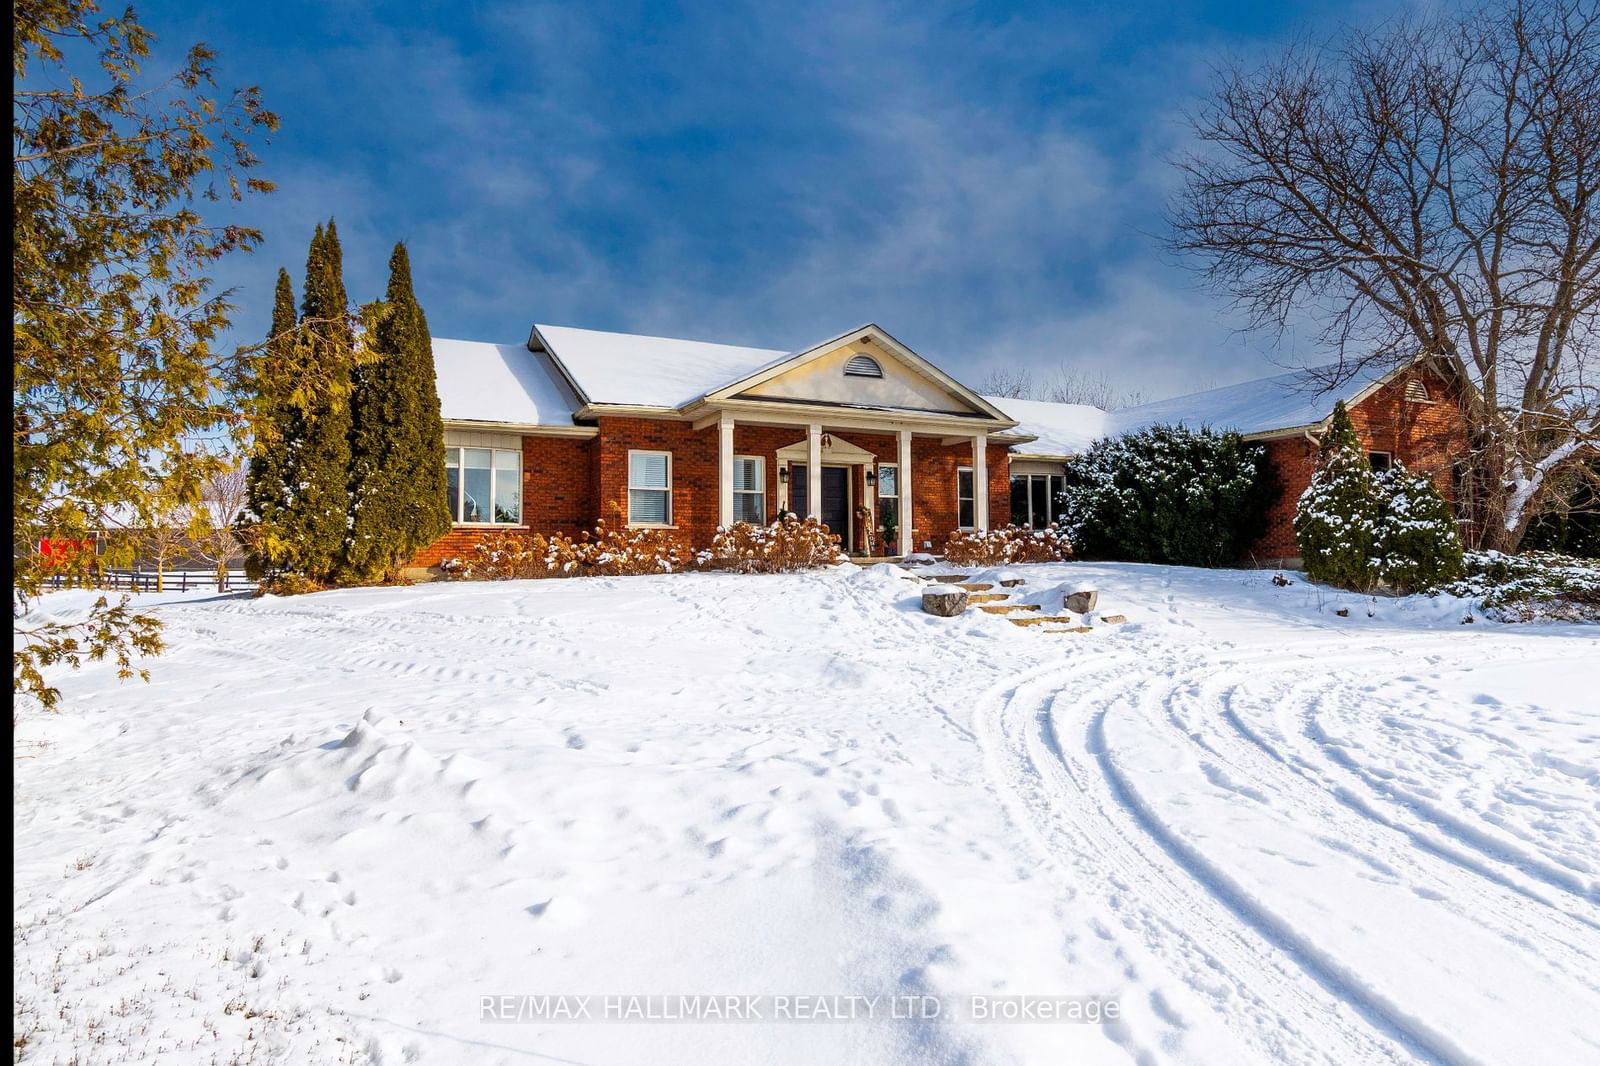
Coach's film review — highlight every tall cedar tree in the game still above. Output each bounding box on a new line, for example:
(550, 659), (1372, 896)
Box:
(1294, 402), (1383, 591)
(291, 221), (356, 582)
(344, 243), (452, 579)
(240, 268), (300, 577)
(14, 2), (276, 708)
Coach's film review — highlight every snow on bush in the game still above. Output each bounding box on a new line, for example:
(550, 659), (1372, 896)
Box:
(941, 524), (1073, 566)
(1374, 466), (1465, 594)
(1295, 403), (1384, 591)
(441, 521), (693, 580)
(1444, 550), (1600, 622)
(1297, 403), (1466, 594)
(1059, 424), (1278, 567)
(703, 515), (847, 573)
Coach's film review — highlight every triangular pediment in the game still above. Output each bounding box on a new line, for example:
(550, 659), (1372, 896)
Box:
(710, 325), (1006, 419)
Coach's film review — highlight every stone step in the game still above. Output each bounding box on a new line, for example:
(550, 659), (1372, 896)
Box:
(931, 574), (971, 584)
(1042, 625), (1095, 634)
(968, 593), (1009, 604)
(1009, 615), (1075, 627)
(998, 577), (1026, 588)
(980, 603), (1042, 615)
(958, 582), (994, 592)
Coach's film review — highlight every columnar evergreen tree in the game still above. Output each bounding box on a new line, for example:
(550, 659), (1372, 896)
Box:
(239, 268), (301, 577)
(237, 223), (356, 583)
(291, 221), (356, 582)
(1294, 401), (1383, 591)
(344, 243), (452, 580)
(1375, 466), (1465, 594)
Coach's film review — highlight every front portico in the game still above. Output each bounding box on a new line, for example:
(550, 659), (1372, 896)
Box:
(685, 325), (1013, 555)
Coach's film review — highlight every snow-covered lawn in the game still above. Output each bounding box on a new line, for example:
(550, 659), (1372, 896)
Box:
(13, 563), (1600, 1065)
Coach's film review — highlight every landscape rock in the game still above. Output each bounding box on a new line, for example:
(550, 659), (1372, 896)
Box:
(922, 586), (969, 616)
(1064, 589), (1099, 613)
(1099, 614), (1127, 625)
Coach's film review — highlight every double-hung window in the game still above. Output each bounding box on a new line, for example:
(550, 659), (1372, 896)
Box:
(957, 467), (976, 529)
(877, 464), (898, 530)
(445, 446), (522, 525)
(733, 456), (765, 524)
(628, 450), (672, 526)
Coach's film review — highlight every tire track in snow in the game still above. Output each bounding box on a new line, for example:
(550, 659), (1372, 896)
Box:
(977, 652), (1425, 1066)
(983, 633), (1600, 1065)
(1168, 655), (1600, 967)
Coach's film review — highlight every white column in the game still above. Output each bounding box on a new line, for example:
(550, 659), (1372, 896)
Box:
(897, 428), (913, 556)
(973, 431), (989, 531)
(807, 423), (823, 519)
(718, 411), (735, 527)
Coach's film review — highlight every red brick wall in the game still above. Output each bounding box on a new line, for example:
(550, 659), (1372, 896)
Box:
(410, 419), (1022, 567)
(1246, 367), (1468, 562)
(409, 434), (600, 568)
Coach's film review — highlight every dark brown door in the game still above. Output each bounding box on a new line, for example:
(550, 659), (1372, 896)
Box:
(821, 467), (849, 543)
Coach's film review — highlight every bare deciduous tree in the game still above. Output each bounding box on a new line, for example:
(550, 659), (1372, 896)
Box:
(979, 365), (1147, 409)
(191, 464), (249, 589)
(1171, 0), (1599, 550)
(978, 367), (1035, 399)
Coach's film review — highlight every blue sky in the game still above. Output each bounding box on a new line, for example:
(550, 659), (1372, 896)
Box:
(152, 0), (1406, 399)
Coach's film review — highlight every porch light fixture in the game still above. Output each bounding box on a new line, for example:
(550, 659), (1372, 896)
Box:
(865, 470), (877, 487)
(778, 467), (789, 484)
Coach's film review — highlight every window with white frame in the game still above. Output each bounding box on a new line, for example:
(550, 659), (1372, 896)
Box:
(733, 456), (765, 524)
(1010, 473), (1065, 527)
(445, 445), (522, 525)
(957, 467), (975, 528)
(628, 450), (672, 525)
(877, 464), (898, 531)
(1368, 451), (1393, 473)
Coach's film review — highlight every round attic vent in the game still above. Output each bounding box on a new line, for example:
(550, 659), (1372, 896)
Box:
(844, 354), (883, 378)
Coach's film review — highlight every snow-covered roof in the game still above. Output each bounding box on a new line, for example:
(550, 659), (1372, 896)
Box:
(995, 362), (1400, 458)
(1111, 362), (1395, 439)
(534, 324), (788, 409)
(984, 396), (1111, 457)
(433, 337), (579, 427)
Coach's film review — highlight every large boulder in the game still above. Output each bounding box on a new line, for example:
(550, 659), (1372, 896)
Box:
(922, 586), (969, 616)
(1064, 589), (1099, 613)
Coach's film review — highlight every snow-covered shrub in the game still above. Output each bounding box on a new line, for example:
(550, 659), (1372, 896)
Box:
(542, 521), (693, 576)
(440, 529), (541, 580)
(1059, 424), (1278, 567)
(441, 522), (692, 579)
(940, 524), (1072, 566)
(1295, 402), (1383, 591)
(1374, 465), (1464, 593)
(705, 515), (847, 573)
(1443, 550), (1600, 622)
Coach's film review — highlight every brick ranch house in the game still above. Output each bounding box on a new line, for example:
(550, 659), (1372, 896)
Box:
(411, 322), (1468, 571)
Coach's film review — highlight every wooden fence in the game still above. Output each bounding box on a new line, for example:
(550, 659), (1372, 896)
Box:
(47, 568), (256, 594)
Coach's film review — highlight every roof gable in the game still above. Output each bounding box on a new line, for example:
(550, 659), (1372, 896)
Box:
(711, 324), (1010, 420)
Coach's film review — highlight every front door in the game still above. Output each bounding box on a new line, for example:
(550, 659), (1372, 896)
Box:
(820, 466), (850, 545)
